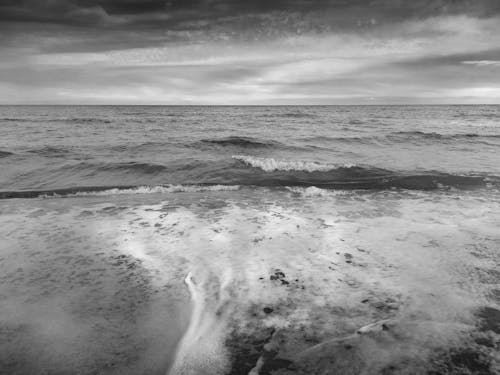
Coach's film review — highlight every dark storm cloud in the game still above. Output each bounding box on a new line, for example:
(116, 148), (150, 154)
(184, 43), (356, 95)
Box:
(80, 0), (168, 14)
(1, 1), (500, 104)
(1, 0), (499, 56)
(1, 1), (500, 53)
(0, 0), (108, 26)
(2, 0), (500, 28)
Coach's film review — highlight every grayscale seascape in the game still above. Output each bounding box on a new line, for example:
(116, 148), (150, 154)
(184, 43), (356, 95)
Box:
(1, 1), (500, 374)
(1, 105), (499, 374)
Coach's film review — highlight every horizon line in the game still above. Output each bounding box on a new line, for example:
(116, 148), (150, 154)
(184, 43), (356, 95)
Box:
(1, 103), (500, 106)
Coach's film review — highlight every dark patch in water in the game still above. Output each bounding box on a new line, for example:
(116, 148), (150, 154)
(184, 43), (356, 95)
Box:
(348, 119), (364, 125)
(474, 337), (494, 348)
(270, 269), (289, 285)
(234, 166), (496, 191)
(227, 326), (293, 375)
(489, 289), (500, 302)
(260, 357), (293, 374)
(260, 112), (315, 119)
(303, 131), (500, 146)
(65, 117), (112, 124)
(95, 162), (168, 174)
(109, 141), (174, 152)
(391, 131), (500, 141)
(475, 268), (500, 285)
(300, 135), (371, 144)
(449, 350), (491, 374)
(430, 348), (493, 374)
(226, 328), (275, 375)
(476, 306), (500, 334)
(0, 118), (32, 122)
(27, 146), (70, 157)
(0, 150), (13, 158)
(199, 136), (280, 148)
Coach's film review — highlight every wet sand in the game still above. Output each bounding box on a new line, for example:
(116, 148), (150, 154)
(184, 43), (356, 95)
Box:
(1, 188), (499, 374)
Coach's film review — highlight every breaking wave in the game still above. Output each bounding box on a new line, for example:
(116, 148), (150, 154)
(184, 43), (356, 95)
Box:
(0, 185), (241, 199)
(45, 184), (240, 198)
(228, 157), (495, 190)
(232, 155), (355, 172)
(286, 186), (349, 197)
(1, 156), (498, 199)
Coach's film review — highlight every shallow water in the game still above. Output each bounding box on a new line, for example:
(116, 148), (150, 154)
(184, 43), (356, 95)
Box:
(1, 188), (499, 374)
(1, 106), (499, 374)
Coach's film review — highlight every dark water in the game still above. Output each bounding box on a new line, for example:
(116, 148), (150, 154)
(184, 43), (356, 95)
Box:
(1, 106), (499, 375)
(1, 105), (500, 197)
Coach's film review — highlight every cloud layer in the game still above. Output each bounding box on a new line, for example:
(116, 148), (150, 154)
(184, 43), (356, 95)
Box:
(1, 0), (500, 104)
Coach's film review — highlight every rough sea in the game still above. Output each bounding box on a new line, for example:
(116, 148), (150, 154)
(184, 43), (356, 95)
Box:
(1, 105), (499, 374)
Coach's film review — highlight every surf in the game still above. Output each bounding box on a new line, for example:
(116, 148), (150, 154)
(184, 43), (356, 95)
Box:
(168, 270), (234, 375)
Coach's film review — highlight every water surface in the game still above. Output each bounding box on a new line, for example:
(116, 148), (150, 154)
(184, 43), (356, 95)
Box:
(0, 105), (499, 374)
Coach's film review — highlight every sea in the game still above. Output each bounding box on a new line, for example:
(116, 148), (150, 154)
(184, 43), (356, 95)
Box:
(0, 105), (499, 374)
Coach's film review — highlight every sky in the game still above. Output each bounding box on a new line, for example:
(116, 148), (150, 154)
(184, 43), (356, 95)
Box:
(1, 0), (500, 104)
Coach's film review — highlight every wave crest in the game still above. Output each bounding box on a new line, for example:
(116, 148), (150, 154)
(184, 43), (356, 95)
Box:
(200, 136), (279, 148)
(286, 186), (349, 197)
(0, 185), (240, 199)
(27, 146), (71, 157)
(0, 150), (13, 158)
(232, 155), (354, 172)
(391, 131), (500, 140)
(44, 185), (241, 198)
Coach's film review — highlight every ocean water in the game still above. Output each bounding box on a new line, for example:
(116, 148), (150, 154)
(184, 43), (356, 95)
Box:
(0, 105), (499, 374)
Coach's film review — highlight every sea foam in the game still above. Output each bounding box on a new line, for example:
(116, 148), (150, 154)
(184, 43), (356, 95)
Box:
(286, 186), (349, 197)
(232, 155), (354, 172)
(40, 185), (240, 198)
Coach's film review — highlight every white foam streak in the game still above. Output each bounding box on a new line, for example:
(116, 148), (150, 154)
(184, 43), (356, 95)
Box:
(232, 155), (354, 172)
(286, 186), (349, 197)
(41, 184), (240, 198)
(168, 271), (231, 375)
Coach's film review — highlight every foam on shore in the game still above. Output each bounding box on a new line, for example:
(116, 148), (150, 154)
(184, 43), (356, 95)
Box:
(1, 189), (499, 374)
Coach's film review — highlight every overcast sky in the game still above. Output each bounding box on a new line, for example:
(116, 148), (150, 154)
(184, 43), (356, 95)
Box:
(1, 0), (500, 104)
